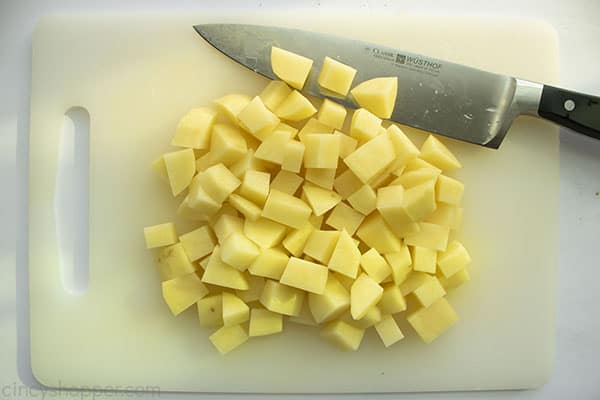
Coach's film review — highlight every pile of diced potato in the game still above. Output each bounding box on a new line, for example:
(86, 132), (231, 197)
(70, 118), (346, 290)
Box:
(143, 46), (471, 355)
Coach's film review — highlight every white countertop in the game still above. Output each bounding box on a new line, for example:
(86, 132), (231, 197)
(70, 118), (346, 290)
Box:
(1, 0), (599, 399)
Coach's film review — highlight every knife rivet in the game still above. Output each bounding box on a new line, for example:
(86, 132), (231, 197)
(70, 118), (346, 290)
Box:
(564, 99), (575, 112)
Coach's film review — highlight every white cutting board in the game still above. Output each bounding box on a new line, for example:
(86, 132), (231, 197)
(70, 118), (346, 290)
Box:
(29, 11), (559, 393)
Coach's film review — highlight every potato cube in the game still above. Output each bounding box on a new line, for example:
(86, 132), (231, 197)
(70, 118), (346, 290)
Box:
(228, 194), (262, 221)
(374, 315), (404, 347)
(214, 94), (251, 123)
(360, 248), (391, 283)
(163, 149), (196, 196)
(411, 245), (437, 274)
(151, 156), (168, 181)
(288, 301), (318, 326)
(248, 246), (289, 280)
(191, 163), (241, 204)
(333, 169), (363, 199)
(303, 185), (341, 216)
(235, 275), (265, 303)
(342, 305), (382, 329)
(220, 232), (260, 271)
(350, 274), (383, 320)
(282, 140), (305, 173)
(436, 175), (464, 206)
(321, 320), (365, 351)
(162, 273), (209, 316)
(271, 47), (313, 90)
(144, 222), (177, 249)
(303, 230), (340, 264)
(179, 225), (216, 261)
(387, 126), (420, 163)
(437, 240), (471, 277)
(413, 275), (446, 307)
(403, 181), (437, 222)
(201, 246), (249, 290)
(239, 170), (270, 207)
(394, 168), (440, 188)
(156, 243), (196, 281)
(350, 108), (382, 143)
(177, 194), (211, 221)
(275, 122), (299, 138)
(317, 56), (357, 96)
(297, 117), (334, 142)
(381, 245), (410, 284)
(249, 308), (283, 336)
(405, 222), (449, 251)
(328, 229), (360, 279)
(186, 185), (221, 218)
(376, 185), (414, 231)
(171, 107), (217, 149)
(399, 271), (430, 295)
(259, 80), (292, 111)
(344, 132), (396, 183)
(356, 213), (402, 254)
(230, 149), (271, 179)
(333, 130), (358, 159)
(237, 96), (280, 140)
(270, 170), (304, 195)
(275, 90), (317, 121)
(280, 257), (328, 295)
(209, 124), (247, 166)
(437, 268), (470, 290)
(425, 204), (462, 230)
(308, 275), (350, 324)
(262, 189), (312, 229)
(407, 297), (458, 343)
(209, 324), (248, 355)
(197, 294), (223, 327)
(259, 280), (304, 316)
(351, 77), (398, 119)
(317, 98), (347, 129)
(222, 292), (250, 326)
(213, 214), (244, 243)
(325, 202), (365, 235)
(303, 134), (340, 169)
(347, 184), (377, 215)
(255, 130), (290, 165)
(304, 168), (336, 189)
(420, 135), (462, 171)
(282, 222), (315, 257)
(243, 218), (287, 248)
(379, 283), (407, 314)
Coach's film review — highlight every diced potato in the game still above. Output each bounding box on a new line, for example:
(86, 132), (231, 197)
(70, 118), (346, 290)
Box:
(317, 98), (347, 129)
(162, 273), (209, 316)
(275, 122), (299, 138)
(304, 168), (336, 189)
(321, 320), (365, 351)
(191, 163), (241, 204)
(413, 275), (446, 307)
(350, 108), (382, 143)
(405, 222), (449, 251)
(249, 308), (283, 336)
(420, 135), (462, 171)
(288, 301), (318, 326)
(411, 245), (437, 274)
(360, 248), (391, 283)
(229, 149), (271, 179)
(275, 90), (317, 121)
(220, 232), (260, 271)
(213, 214), (244, 243)
(255, 130), (290, 165)
(374, 314), (404, 347)
(259, 80), (292, 111)
(177, 194), (211, 221)
(237, 96), (280, 140)
(333, 169), (363, 199)
(342, 305), (382, 329)
(404, 157), (442, 173)
(271, 47), (313, 90)
(280, 257), (329, 295)
(399, 271), (430, 295)
(344, 132), (396, 183)
(282, 222), (315, 257)
(156, 243), (196, 281)
(328, 229), (361, 279)
(201, 246), (249, 290)
(303, 229), (340, 264)
(351, 77), (398, 119)
(210, 124), (247, 166)
(317, 56), (357, 96)
(281, 140), (305, 173)
(407, 297), (458, 343)
(186, 185), (221, 218)
(425, 203), (462, 230)
(308, 274), (350, 324)
(403, 181), (437, 222)
(222, 292), (250, 326)
(347, 184), (377, 215)
(171, 107), (216, 149)
(179, 225), (216, 261)
(384, 245), (412, 285)
(214, 94), (251, 123)
(298, 117), (334, 142)
(228, 194), (262, 221)
(262, 189), (312, 229)
(151, 156), (168, 181)
(144, 222), (177, 249)
(248, 246), (289, 280)
(333, 130), (358, 159)
(437, 240), (471, 277)
(235, 275), (265, 303)
(239, 170), (270, 207)
(303, 185), (341, 216)
(259, 280), (305, 316)
(379, 283), (407, 314)
(437, 268), (470, 290)
(163, 149), (196, 196)
(436, 175), (464, 206)
(325, 202), (364, 235)
(243, 218), (287, 248)
(270, 170), (304, 195)
(376, 185), (414, 231)
(350, 273), (383, 320)
(356, 213), (402, 254)
(209, 324), (248, 355)
(303, 134), (340, 169)
(197, 294), (223, 327)
(393, 168), (440, 188)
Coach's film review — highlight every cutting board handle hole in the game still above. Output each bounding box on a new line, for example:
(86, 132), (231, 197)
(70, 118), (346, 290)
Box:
(55, 107), (90, 295)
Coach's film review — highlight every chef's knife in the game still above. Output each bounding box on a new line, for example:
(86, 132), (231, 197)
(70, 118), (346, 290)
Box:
(193, 24), (600, 148)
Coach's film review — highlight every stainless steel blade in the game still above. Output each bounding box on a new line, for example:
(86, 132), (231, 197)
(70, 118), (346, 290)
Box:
(194, 23), (543, 148)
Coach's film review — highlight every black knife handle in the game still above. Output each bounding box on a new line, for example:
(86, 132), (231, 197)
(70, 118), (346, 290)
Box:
(538, 85), (600, 141)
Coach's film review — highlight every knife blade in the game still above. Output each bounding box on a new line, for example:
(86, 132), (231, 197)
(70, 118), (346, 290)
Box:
(194, 24), (600, 148)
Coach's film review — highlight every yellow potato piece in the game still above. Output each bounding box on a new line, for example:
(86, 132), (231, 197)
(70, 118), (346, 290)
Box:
(303, 134), (340, 169)
(317, 98), (347, 129)
(281, 140), (305, 173)
(262, 189), (312, 229)
(213, 214), (244, 243)
(222, 292), (250, 326)
(425, 203), (462, 230)
(163, 148), (196, 196)
(235, 275), (265, 303)
(304, 168), (336, 190)
(360, 248), (391, 283)
(348, 305), (382, 329)
(156, 242), (196, 282)
(402, 180), (437, 222)
(214, 94), (251, 123)
(317, 56), (357, 96)
(350, 108), (382, 143)
(243, 218), (287, 249)
(328, 229), (361, 279)
(197, 294), (223, 327)
(237, 96), (280, 140)
(378, 283), (407, 314)
(228, 194), (262, 221)
(356, 213), (402, 254)
(411, 245), (437, 274)
(259, 80), (292, 111)
(297, 117), (334, 141)
(393, 168), (440, 188)
(376, 185), (413, 230)
(259, 280), (305, 316)
(303, 229), (340, 264)
(350, 273), (383, 320)
(413, 275), (446, 308)
(420, 135), (462, 171)
(270, 170), (304, 195)
(280, 257), (329, 295)
(248, 246), (289, 280)
(351, 77), (398, 118)
(374, 314), (404, 347)
(229, 149), (271, 179)
(282, 222), (315, 257)
(303, 184), (341, 216)
(239, 170), (270, 207)
(271, 47), (313, 90)
(209, 324), (248, 355)
(384, 245), (413, 285)
(386, 125), (420, 166)
(288, 301), (318, 326)
(220, 232), (260, 271)
(344, 132), (396, 183)
(437, 268), (470, 290)
(249, 308), (283, 336)
(210, 124), (248, 166)
(325, 202), (364, 236)
(179, 225), (216, 261)
(190, 163), (240, 204)
(275, 90), (317, 121)
(201, 246), (249, 290)
(171, 107), (216, 149)
(436, 175), (465, 206)
(405, 222), (450, 251)
(399, 271), (430, 295)
(255, 130), (291, 165)
(333, 169), (363, 199)
(308, 274), (350, 324)
(333, 130), (358, 159)
(320, 320), (365, 351)
(177, 194), (211, 221)
(407, 297), (458, 344)
(144, 222), (177, 249)
(162, 272), (209, 316)
(437, 240), (471, 277)
(347, 184), (377, 215)
(151, 156), (168, 181)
